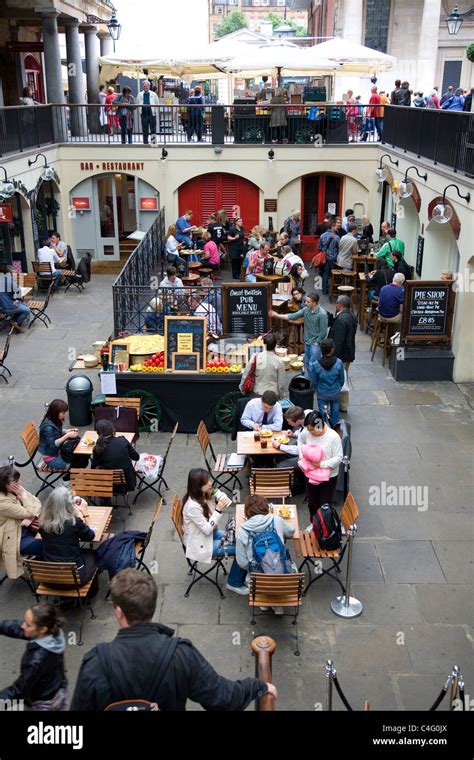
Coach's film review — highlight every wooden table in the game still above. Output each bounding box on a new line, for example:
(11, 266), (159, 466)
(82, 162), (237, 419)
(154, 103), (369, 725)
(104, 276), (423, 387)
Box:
(75, 431), (135, 456)
(235, 503), (300, 539)
(181, 273), (200, 286)
(87, 506), (113, 541)
(353, 254), (377, 274)
(20, 287), (32, 299)
(358, 272), (367, 331)
(236, 431), (287, 457)
(256, 273), (286, 292)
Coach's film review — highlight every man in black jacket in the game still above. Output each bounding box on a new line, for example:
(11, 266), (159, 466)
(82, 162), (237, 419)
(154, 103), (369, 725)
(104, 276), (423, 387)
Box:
(71, 569), (276, 711)
(328, 295), (357, 413)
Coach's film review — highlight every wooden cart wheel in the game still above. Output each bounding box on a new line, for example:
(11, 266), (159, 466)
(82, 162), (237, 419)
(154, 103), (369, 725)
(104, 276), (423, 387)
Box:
(124, 390), (161, 432)
(215, 391), (242, 433)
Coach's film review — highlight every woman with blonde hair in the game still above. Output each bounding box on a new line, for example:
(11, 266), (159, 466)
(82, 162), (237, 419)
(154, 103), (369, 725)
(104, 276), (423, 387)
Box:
(361, 215), (374, 242)
(105, 85), (119, 132)
(165, 224), (186, 267)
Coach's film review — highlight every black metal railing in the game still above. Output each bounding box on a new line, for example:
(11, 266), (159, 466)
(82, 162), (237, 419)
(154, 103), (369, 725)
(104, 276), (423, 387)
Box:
(383, 105), (474, 176)
(0, 103), (387, 155)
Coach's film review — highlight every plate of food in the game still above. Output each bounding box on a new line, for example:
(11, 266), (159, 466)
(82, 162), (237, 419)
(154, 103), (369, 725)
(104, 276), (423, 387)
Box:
(82, 437), (96, 446)
(289, 360), (303, 370)
(278, 506), (293, 519)
(276, 434), (290, 444)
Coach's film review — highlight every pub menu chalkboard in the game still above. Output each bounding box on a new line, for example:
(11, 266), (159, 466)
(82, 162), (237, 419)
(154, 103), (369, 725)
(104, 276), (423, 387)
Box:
(222, 283), (271, 336)
(164, 316), (206, 371)
(401, 280), (455, 343)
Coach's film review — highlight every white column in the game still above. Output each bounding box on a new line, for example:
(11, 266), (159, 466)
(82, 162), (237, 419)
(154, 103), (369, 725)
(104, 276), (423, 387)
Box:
(417, 0), (442, 95)
(64, 20), (87, 137)
(342, 0), (364, 45)
(98, 32), (114, 57)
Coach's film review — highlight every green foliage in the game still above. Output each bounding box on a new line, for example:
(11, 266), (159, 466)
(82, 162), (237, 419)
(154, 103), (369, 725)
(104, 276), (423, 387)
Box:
(214, 10), (248, 39)
(265, 11), (307, 36)
(466, 42), (474, 63)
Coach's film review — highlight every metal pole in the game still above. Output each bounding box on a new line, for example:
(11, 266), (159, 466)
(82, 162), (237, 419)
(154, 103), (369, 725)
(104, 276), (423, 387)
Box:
(342, 454), (350, 502)
(326, 659), (335, 711)
(331, 524), (363, 618)
(449, 665), (459, 710)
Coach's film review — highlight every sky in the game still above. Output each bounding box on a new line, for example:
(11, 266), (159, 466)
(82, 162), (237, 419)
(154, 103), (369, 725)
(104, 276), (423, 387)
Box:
(112, 0), (209, 57)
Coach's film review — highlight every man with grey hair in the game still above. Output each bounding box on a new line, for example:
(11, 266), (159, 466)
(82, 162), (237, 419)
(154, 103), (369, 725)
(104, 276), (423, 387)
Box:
(378, 273), (405, 324)
(328, 295), (357, 413)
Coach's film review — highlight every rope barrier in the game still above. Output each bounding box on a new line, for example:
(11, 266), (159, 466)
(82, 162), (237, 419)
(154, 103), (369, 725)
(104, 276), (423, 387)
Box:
(429, 666), (465, 711)
(429, 685), (448, 712)
(333, 675), (353, 711)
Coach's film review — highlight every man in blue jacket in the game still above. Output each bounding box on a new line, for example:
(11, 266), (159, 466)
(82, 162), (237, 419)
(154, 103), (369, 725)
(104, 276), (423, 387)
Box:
(0, 267), (31, 332)
(308, 338), (345, 431)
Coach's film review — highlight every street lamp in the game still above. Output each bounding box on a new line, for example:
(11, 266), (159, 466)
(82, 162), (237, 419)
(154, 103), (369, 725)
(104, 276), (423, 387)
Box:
(0, 167), (15, 201)
(28, 154), (55, 182)
(375, 154), (399, 183)
(86, 6), (122, 52)
(432, 183), (470, 224)
(445, 5), (474, 35)
(398, 166), (428, 198)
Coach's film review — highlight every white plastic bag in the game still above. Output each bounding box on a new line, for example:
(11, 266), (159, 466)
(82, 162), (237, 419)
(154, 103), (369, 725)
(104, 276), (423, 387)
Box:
(136, 453), (163, 479)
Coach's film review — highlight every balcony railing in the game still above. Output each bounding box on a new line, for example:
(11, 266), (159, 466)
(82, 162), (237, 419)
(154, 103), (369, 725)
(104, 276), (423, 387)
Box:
(382, 105), (474, 176)
(0, 103), (384, 155)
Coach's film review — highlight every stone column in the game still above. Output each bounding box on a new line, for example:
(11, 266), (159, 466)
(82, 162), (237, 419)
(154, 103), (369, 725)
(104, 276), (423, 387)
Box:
(10, 27), (25, 100)
(64, 20), (87, 137)
(341, 0), (363, 45)
(41, 11), (67, 141)
(98, 31), (114, 57)
(83, 26), (101, 131)
(417, 0), (442, 95)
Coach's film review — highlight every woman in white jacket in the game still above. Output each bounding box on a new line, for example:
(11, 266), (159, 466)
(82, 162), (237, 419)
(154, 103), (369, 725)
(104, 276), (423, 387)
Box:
(182, 469), (248, 595)
(298, 411), (343, 520)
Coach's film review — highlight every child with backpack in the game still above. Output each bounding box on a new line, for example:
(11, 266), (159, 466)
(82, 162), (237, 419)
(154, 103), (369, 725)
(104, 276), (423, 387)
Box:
(308, 338), (345, 431)
(236, 495), (295, 615)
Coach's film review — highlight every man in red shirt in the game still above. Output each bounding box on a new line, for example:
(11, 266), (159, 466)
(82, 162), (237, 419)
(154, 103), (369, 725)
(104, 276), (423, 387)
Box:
(368, 86), (382, 141)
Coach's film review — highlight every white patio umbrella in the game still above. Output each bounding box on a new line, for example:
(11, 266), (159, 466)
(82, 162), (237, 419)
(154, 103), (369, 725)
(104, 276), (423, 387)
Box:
(305, 37), (396, 73)
(219, 43), (337, 80)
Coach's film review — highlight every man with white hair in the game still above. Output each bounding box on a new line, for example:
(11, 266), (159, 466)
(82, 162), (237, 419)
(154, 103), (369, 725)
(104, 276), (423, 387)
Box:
(136, 81), (159, 145)
(378, 273), (405, 323)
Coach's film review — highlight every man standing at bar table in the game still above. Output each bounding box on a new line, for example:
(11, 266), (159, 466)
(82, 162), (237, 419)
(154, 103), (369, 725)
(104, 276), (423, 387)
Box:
(269, 291), (328, 375)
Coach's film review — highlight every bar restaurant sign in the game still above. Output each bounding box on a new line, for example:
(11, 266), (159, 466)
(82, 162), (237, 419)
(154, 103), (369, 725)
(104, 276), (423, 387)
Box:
(401, 280), (456, 343)
(80, 162), (145, 172)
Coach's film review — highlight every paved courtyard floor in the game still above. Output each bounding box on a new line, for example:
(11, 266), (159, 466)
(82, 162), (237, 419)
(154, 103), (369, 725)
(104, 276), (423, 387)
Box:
(0, 273), (472, 711)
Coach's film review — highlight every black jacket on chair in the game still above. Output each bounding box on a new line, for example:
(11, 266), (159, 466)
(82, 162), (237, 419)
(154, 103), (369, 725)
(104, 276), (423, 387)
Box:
(91, 436), (140, 492)
(71, 622), (267, 711)
(0, 620), (67, 705)
(328, 309), (358, 364)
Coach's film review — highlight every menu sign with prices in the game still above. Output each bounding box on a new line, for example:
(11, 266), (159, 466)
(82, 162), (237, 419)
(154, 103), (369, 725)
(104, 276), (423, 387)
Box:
(401, 281), (455, 343)
(164, 316), (206, 371)
(222, 283), (271, 336)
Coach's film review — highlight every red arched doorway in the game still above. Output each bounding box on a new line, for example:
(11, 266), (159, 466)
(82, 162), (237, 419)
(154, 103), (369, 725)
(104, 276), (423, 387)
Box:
(24, 54), (44, 103)
(178, 173), (259, 232)
(301, 172), (343, 260)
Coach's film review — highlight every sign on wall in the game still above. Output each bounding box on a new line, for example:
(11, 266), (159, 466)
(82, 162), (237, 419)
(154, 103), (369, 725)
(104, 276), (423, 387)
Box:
(140, 197), (159, 211)
(71, 197), (91, 211)
(415, 236), (424, 278)
(0, 204), (13, 223)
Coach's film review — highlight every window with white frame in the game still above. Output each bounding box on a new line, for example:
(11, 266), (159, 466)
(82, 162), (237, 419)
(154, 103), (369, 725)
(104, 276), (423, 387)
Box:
(215, 5), (224, 13)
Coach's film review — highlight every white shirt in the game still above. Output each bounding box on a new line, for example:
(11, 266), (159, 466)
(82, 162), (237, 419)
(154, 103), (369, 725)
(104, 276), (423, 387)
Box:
(241, 397), (283, 432)
(166, 236), (180, 256)
(37, 246), (62, 267)
(194, 302), (222, 335)
(159, 276), (183, 288)
(282, 252), (308, 280)
(298, 427), (343, 478)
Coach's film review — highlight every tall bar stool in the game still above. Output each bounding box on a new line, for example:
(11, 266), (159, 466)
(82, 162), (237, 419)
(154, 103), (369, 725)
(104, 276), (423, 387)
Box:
(370, 317), (395, 366)
(341, 270), (357, 288)
(337, 285), (356, 309)
(288, 318), (304, 354)
(365, 298), (379, 336)
(329, 269), (344, 301)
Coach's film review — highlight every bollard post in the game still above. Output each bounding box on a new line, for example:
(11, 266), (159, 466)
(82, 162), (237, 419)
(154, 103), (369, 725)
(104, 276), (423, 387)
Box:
(252, 636), (277, 711)
(7, 455), (15, 466)
(331, 523), (363, 618)
(342, 455), (350, 501)
(326, 659), (336, 711)
(449, 666), (460, 711)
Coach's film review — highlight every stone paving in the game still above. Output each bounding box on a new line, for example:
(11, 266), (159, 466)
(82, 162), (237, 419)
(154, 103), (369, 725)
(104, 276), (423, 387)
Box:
(0, 273), (472, 711)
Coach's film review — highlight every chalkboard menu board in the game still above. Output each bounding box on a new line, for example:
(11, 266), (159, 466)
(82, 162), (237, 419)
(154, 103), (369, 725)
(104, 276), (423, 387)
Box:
(416, 236), (424, 277)
(401, 280), (455, 343)
(172, 352), (199, 373)
(222, 283), (271, 336)
(164, 316), (206, 371)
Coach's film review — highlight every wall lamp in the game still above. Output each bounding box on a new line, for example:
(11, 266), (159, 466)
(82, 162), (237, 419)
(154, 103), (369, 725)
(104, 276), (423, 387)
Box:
(376, 154), (398, 182)
(267, 149), (275, 162)
(445, 4), (474, 35)
(399, 166), (428, 198)
(432, 183), (471, 224)
(160, 148), (169, 164)
(0, 167), (15, 201)
(28, 154), (55, 182)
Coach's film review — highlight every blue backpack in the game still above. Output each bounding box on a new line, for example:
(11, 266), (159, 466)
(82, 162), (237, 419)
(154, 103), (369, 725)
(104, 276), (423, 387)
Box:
(250, 519), (292, 574)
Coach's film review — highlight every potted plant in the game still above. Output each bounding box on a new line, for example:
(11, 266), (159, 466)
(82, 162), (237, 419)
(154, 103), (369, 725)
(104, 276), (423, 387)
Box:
(466, 42), (474, 63)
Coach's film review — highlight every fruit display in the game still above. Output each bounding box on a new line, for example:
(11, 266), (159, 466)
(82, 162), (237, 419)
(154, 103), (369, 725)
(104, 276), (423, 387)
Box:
(205, 359), (242, 374)
(130, 351), (165, 372)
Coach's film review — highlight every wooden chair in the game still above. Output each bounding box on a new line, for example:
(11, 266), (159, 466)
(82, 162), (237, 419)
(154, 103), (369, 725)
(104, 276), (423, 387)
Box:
(27, 282), (54, 328)
(104, 396), (141, 418)
(23, 559), (97, 646)
(0, 327), (14, 383)
(69, 468), (114, 503)
(171, 495), (228, 599)
(329, 269), (344, 301)
(249, 468), (293, 504)
(135, 498), (163, 574)
(294, 492), (360, 595)
(197, 420), (243, 494)
(133, 422), (178, 504)
(248, 573), (305, 656)
(13, 421), (68, 496)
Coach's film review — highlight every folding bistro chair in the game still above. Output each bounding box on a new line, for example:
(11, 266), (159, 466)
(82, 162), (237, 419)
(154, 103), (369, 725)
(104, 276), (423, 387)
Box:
(248, 573), (305, 656)
(197, 420), (243, 495)
(32, 261), (57, 291)
(69, 468), (114, 504)
(133, 423), (178, 504)
(23, 559), (97, 646)
(249, 468), (293, 504)
(171, 495), (228, 599)
(27, 282), (54, 328)
(0, 327), (14, 383)
(294, 492), (360, 595)
(12, 421), (68, 497)
(135, 499), (163, 574)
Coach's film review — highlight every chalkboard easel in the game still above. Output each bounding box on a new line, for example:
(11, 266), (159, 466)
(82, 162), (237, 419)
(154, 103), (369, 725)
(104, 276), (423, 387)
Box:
(164, 316), (206, 371)
(401, 280), (456, 343)
(222, 283), (271, 336)
(172, 352), (200, 373)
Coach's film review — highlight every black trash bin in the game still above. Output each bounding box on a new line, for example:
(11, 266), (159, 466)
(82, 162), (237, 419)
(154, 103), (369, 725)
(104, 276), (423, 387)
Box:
(66, 375), (93, 427)
(289, 374), (314, 410)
